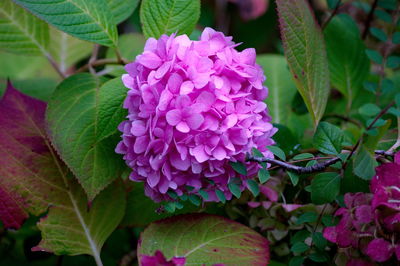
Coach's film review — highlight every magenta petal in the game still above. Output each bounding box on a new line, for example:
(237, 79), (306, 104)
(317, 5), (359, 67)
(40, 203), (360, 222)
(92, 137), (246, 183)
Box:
(191, 145), (210, 163)
(134, 136), (149, 154)
(366, 238), (393, 262)
(130, 120), (146, 136)
(180, 80), (194, 95)
(137, 52), (162, 69)
(176, 121), (190, 133)
(167, 73), (183, 94)
(212, 146), (226, 160)
(322, 227), (337, 243)
(166, 109), (182, 126)
(186, 113), (204, 130)
(170, 152), (190, 171)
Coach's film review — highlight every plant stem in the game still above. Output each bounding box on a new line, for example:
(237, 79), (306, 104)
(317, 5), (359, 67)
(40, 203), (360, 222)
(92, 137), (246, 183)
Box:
(362, 0), (378, 39)
(75, 59), (125, 73)
(321, 0), (342, 30)
(45, 54), (67, 79)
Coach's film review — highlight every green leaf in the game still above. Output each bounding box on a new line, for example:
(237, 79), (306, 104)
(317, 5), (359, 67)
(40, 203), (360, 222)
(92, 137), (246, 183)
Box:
(230, 161), (247, 175)
(296, 212), (318, 224)
(105, 33), (146, 76)
(327, 0), (340, 9)
(13, 0), (118, 47)
(288, 172), (300, 186)
(393, 32), (400, 44)
(257, 55), (297, 124)
(0, 86), (125, 260)
(48, 28), (93, 74)
(289, 256), (305, 266)
(365, 49), (383, 64)
(370, 27), (387, 41)
(228, 182), (241, 199)
(46, 74), (127, 200)
(277, 0), (330, 126)
(268, 146), (286, 160)
(188, 195), (201, 206)
(308, 251), (329, 262)
(311, 172), (341, 204)
(365, 119), (391, 151)
(377, 0), (397, 10)
(215, 190), (226, 203)
(341, 161), (370, 193)
(312, 232), (327, 250)
(36, 181), (125, 259)
(0, 0), (49, 55)
(290, 230), (310, 244)
(247, 179), (260, 197)
(107, 0), (139, 24)
(321, 215), (339, 226)
(292, 153), (314, 160)
(324, 14), (370, 104)
(313, 122), (345, 155)
(140, 0), (200, 39)
(258, 169), (270, 184)
(359, 103), (381, 117)
(138, 214), (270, 265)
(387, 56), (400, 68)
(198, 189), (209, 201)
(290, 242), (310, 253)
(353, 145), (378, 180)
(375, 10), (392, 22)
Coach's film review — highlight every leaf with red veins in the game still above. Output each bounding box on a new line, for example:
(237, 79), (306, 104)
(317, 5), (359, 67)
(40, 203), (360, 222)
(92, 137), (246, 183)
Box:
(0, 187), (28, 229)
(0, 82), (67, 226)
(0, 83), (126, 260)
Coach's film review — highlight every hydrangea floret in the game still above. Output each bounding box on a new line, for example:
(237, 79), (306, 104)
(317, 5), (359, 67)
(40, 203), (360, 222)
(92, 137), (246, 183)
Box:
(116, 28), (276, 202)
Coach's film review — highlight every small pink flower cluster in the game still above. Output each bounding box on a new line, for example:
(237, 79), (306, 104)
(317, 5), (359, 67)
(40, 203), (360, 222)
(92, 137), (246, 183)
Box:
(116, 28), (276, 202)
(323, 153), (400, 264)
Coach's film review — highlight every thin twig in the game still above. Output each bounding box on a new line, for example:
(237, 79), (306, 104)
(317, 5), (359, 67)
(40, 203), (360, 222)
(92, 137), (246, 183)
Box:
(45, 54), (66, 79)
(343, 102), (395, 169)
(247, 149), (394, 174)
(362, 0), (378, 39)
(75, 58), (126, 73)
(323, 114), (363, 128)
(322, 0), (342, 30)
(247, 155), (341, 174)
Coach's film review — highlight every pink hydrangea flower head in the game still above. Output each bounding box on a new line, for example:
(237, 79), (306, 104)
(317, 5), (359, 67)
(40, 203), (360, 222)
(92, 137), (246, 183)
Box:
(116, 28), (276, 201)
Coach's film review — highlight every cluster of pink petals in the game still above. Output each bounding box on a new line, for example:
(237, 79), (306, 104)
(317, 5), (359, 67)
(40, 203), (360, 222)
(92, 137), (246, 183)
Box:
(323, 152), (400, 264)
(116, 27), (276, 201)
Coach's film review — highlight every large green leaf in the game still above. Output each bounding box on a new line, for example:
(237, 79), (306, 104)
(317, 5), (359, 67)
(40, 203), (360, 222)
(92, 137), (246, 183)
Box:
(46, 74), (127, 200)
(276, 0), (330, 127)
(257, 55), (297, 124)
(311, 172), (340, 204)
(138, 214), (270, 265)
(0, 84), (126, 261)
(140, 0), (200, 38)
(0, 0), (49, 55)
(108, 0), (139, 24)
(48, 28), (93, 74)
(13, 0), (118, 47)
(35, 181), (126, 259)
(324, 14), (370, 108)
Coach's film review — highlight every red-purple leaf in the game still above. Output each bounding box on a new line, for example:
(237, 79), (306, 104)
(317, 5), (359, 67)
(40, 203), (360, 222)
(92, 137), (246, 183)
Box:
(0, 186), (28, 229)
(0, 83), (126, 261)
(138, 214), (270, 265)
(0, 82), (66, 225)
